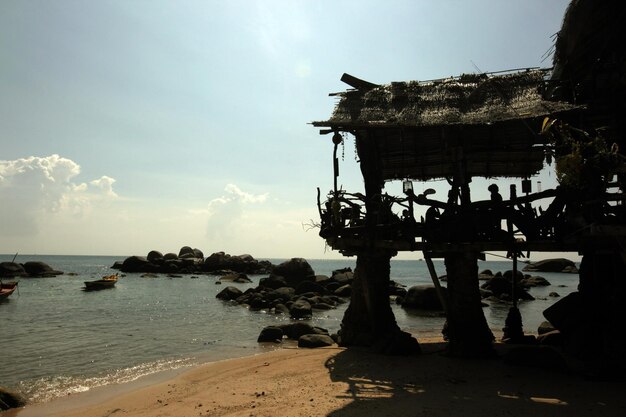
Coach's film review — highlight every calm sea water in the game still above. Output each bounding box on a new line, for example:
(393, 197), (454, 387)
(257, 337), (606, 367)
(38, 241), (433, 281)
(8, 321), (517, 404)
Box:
(0, 254), (579, 403)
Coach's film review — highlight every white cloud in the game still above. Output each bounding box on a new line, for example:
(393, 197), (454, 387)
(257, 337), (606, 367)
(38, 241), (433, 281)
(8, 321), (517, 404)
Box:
(205, 184), (268, 242)
(0, 155), (117, 236)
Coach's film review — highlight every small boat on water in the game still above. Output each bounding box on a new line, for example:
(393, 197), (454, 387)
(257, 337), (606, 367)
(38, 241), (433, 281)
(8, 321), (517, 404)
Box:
(84, 274), (118, 291)
(0, 281), (18, 299)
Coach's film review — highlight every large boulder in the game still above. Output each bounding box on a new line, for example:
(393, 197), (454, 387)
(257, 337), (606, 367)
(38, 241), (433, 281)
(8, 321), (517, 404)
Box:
(219, 273), (252, 283)
(22, 261), (63, 277)
(522, 258), (578, 273)
(272, 258), (315, 286)
(480, 274), (534, 301)
(298, 334), (335, 348)
(147, 250), (164, 263)
(203, 252), (271, 274)
(280, 323), (328, 339)
(0, 262), (26, 277)
(178, 246), (199, 259)
(401, 285), (446, 310)
(257, 326), (284, 343)
(289, 299), (312, 319)
(121, 256), (152, 273)
(216, 286), (243, 301)
(259, 275), (288, 289)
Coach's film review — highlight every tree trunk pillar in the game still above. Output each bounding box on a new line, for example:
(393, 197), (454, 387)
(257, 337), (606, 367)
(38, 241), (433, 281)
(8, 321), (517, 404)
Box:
(338, 249), (420, 354)
(444, 251), (495, 357)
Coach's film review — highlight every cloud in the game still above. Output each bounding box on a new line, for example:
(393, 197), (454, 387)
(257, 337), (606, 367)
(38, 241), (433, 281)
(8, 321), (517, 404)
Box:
(205, 184), (268, 241)
(0, 155), (117, 236)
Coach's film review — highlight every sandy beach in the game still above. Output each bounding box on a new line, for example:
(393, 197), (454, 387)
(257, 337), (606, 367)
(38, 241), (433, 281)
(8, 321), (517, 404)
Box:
(6, 339), (626, 417)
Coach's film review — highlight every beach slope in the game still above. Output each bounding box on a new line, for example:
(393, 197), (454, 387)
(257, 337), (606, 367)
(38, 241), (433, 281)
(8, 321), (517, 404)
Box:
(9, 342), (626, 417)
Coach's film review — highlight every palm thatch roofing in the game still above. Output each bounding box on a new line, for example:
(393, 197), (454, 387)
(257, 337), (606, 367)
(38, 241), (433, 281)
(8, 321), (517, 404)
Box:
(313, 69), (581, 180)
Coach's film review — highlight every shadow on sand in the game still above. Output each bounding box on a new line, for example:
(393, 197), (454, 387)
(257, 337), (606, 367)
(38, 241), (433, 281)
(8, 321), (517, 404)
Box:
(323, 342), (626, 417)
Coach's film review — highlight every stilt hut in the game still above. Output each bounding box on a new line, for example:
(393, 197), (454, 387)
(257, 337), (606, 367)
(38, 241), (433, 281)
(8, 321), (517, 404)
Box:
(312, 64), (625, 360)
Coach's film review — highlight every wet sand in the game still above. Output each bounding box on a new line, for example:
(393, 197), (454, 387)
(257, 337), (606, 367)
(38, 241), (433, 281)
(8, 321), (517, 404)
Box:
(7, 340), (626, 417)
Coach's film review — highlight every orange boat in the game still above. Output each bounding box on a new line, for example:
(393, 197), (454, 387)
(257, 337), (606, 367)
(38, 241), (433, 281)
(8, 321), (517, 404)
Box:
(84, 274), (118, 291)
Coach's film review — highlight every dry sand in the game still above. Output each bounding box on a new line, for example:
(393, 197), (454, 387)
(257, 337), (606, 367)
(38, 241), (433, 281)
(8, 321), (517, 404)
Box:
(7, 340), (626, 417)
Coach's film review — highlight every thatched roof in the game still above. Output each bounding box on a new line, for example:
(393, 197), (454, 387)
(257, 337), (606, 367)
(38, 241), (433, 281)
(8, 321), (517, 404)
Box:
(314, 69), (578, 129)
(312, 69), (581, 181)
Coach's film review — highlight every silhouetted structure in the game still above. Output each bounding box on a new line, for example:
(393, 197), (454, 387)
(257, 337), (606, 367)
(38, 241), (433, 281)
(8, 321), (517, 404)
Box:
(311, 1), (626, 363)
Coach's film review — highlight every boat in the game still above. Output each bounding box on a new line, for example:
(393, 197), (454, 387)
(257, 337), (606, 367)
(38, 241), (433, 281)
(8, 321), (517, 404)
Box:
(84, 274), (118, 291)
(0, 281), (18, 299)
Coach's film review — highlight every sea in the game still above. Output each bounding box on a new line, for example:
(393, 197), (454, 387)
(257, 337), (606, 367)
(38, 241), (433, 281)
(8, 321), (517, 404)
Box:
(0, 254), (579, 404)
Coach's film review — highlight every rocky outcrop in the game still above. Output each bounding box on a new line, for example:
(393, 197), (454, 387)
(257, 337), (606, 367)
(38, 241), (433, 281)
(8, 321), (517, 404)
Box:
(522, 258), (578, 273)
(298, 334), (335, 348)
(480, 271), (534, 301)
(0, 262), (26, 277)
(399, 285), (447, 310)
(272, 258), (315, 286)
(257, 323), (331, 345)
(216, 266), (350, 318)
(203, 252), (272, 274)
(115, 248), (272, 275)
(0, 261), (62, 278)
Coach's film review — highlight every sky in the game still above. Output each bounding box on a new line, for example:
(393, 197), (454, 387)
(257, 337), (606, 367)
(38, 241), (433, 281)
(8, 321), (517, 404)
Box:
(0, 0), (572, 260)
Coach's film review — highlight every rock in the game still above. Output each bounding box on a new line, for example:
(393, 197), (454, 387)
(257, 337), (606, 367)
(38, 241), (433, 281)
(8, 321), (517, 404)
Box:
(22, 261), (63, 277)
(331, 269), (353, 285)
(522, 258), (578, 273)
(295, 280), (326, 295)
(536, 330), (564, 347)
(538, 321), (556, 335)
(163, 253), (178, 261)
(259, 275), (288, 290)
(111, 261), (124, 270)
(401, 285), (446, 310)
(480, 275), (534, 301)
(0, 387), (27, 410)
(219, 273), (252, 283)
(298, 334), (335, 348)
(289, 299), (312, 319)
(265, 287), (295, 303)
(334, 284), (351, 297)
(280, 323), (328, 339)
(273, 303), (290, 315)
(121, 256), (152, 273)
(273, 258), (315, 286)
(0, 262), (26, 277)
(204, 252), (271, 274)
(147, 250), (164, 263)
(216, 286), (243, 301)
(257, 326), (284, 343)
(520, 275), (551, 287)
(543, 292), (582, 333)
(312, 303), (334, 310)
(549, 292), (560, 297)
(178, 246), (195, 258)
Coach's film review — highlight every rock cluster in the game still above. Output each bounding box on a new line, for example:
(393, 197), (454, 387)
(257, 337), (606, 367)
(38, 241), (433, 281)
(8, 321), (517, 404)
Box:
(113, 247), (273, 275)
(479, 269), (553, 302)
(0, 261), (63, 278)
(257, 322), (335, 348)
(216, 259), (352, 320)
